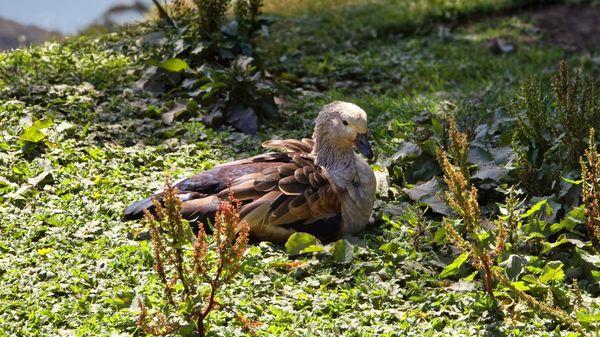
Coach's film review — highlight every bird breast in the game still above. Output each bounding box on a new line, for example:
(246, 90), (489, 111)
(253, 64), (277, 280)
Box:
(339, 155), (376, 234)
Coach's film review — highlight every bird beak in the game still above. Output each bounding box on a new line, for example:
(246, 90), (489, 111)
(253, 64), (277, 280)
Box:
(354, 133), (374, 159)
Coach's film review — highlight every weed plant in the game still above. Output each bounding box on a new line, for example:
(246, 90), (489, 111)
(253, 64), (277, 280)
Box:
(137, 180), (252, 336)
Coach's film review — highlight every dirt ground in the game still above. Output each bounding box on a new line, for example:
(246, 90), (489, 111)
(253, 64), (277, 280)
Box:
(527, 4), (600, 51)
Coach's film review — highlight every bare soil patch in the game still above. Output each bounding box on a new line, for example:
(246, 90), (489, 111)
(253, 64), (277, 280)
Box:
(527, 4), (600, 51)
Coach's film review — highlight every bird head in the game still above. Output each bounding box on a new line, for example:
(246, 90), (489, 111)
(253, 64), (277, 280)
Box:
(313, 101), (373, 160)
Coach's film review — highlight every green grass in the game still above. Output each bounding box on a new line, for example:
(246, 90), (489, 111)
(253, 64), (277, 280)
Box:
(1, 1), (599, 336)
(264, 0), (546, 34)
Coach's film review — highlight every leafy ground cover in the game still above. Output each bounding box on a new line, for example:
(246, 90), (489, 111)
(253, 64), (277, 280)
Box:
(1, 1), (599, 336)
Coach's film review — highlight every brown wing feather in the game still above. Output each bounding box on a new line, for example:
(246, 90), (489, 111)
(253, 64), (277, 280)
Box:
(278, 176), (306, 195)
(263, 139), (313, 154)
(123, 156), (286, 220)
(277, 163), (297, 176)
(239, 191), (280, 219)
(294, 168), (309, 184)
(125, 135), (342, 243)
(303, 165), (314, 176)
(288, 194), (311, 218)
(224, 145), (342, 242)
(302, 138), (314, 148)
(253, 172), (280, 192)
(180, 196), (219, 223)
(219, 180), (264, 201)
(269, 197), (293, 222)
(292, 155), (314, 167)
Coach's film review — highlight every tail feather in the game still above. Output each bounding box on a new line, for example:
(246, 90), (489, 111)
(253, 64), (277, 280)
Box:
(123, 195), (159, 220)
(123, 156), (288, 223)
(123, 192), (212, 221)
(180, 196), (220, 224)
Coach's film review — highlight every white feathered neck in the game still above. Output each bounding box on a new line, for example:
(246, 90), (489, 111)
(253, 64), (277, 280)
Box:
(310, 106), (377, 234)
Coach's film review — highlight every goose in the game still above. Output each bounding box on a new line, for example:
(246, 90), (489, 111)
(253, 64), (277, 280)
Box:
(124, 101), (377, 243)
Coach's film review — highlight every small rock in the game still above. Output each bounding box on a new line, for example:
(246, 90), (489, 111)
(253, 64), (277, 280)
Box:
(488, 38), (516, 54)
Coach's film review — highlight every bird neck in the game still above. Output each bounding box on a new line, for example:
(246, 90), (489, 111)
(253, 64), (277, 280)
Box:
(312, 131), (356, 175)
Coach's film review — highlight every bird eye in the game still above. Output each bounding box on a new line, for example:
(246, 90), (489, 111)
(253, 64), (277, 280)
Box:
(342, 120), (349, 126)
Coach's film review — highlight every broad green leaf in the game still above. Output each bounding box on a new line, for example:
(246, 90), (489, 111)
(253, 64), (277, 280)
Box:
(560, 176), (582, 185)
(511, 281), (530, 291)
(524, 232), (546, 241)
(433, 226), (446, 243)
(476, 231), (490, 243)
(380, 242), (398, 254)
(566, 205), (586, 219)
(300, 245), (324, 254)
(402, 177), (451, 215)
(550, 205), (585, 233)
(440, 252), (469, 278)
(20, 128), (46, 143)
(19, 118), (53, 143)
(463, 271), (478, 281)
(333, 239), (353, 263)
(577, 248), (600, 268)
(392, 142), (421, 161)
(521, 199), (550, 219)
(499, 255), (527, 280)
(285, 232), (320, 255)
(522, 274), (538, 284)
(539, 261), (564, 284)
(379, 242), (408, 256)
(184, 223), (196, 244)
(158, 58), (189, 72)
(542, 237), (570, 254)
(431, 118), (444, 138)
(28, 167), (53, 187)
(468, 145), (494, 165)
(472, 164), (508, 182)
(576, 309), (600, 324)
(248, 245), (261, 256)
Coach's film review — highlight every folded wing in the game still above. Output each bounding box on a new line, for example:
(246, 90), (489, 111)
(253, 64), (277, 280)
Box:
(123, 138), (343, 243)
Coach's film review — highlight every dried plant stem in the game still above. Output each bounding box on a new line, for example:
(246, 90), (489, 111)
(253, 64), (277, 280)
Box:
(438, 117), (587, 334)
(437, 117), (503, 297)
(447, 115), (470, 180)
(438, 152), (498, 296)
(495, 271), (584, 334)
(197, 264), (223, 337)
(137, 179), (251, 336)
(580, 128), (600, 247)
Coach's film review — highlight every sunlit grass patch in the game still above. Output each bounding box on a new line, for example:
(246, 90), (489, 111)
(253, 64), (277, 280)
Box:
(1, 0), (599, 336)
